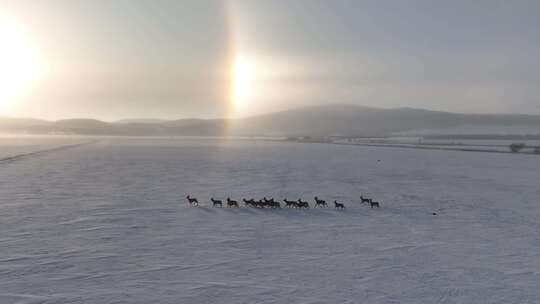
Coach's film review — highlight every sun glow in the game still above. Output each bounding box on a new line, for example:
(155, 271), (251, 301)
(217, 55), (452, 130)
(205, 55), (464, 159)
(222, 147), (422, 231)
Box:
(232, 54), (257, 109)
(0, 18), (41, 110)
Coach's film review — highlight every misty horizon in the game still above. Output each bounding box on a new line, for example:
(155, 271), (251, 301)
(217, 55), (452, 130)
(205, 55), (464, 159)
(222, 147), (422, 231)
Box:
(3, 103), (540, 123)
(3, 104), (540, 140)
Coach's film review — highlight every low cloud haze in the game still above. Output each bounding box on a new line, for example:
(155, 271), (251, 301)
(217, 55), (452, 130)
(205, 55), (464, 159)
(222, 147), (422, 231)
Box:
(1, 0), (539, 120)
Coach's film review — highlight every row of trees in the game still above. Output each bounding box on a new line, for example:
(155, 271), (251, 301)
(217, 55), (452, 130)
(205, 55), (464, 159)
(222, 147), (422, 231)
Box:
(509, 143), (540, 153)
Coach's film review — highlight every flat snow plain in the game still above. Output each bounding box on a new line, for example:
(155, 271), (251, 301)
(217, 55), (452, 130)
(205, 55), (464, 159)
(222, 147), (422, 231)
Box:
(1, 137), (540, 304)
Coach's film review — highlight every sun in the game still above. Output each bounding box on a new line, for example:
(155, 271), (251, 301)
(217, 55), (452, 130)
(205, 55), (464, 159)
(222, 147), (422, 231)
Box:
(0, 18), (41, 109)
(232, 54), (256, 108)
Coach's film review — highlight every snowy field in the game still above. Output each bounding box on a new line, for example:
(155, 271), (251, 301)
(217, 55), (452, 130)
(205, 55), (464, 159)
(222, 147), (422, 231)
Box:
(1, 136), (540, 303)
(0, 135), (92, 159)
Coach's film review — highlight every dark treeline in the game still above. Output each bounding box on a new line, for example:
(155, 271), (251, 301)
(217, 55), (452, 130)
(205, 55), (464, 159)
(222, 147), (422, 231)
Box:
(424, 134), (540, 140)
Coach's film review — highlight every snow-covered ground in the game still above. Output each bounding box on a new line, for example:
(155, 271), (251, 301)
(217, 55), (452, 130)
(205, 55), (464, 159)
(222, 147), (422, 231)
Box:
(1, 137), (540, 303)
(0, 135), (91, 159)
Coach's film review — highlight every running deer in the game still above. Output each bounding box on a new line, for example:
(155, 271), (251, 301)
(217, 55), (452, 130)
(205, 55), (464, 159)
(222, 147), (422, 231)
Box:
(257, 200), (267, 208)
(211, 198), (222, 207)
(314, 196), (328, 207)
(270, 200), (281, 208)
(186, 195), (198, 206)
(243, 198), (256, 207)
(266, 198), (280, 208)
(297, 199), (310, 209)
(283, 199), (297, 208)
(226, 197), (239, 208)
(360, 195), (370, 204)
(368, 199), (380, 208)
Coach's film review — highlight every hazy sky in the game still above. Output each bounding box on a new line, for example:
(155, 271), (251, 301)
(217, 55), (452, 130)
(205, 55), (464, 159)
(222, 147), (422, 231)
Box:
(1, 0), (539, 120)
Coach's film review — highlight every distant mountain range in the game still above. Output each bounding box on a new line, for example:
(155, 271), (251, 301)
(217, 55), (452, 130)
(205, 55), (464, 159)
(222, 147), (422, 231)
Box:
(2, 104), (540, 138)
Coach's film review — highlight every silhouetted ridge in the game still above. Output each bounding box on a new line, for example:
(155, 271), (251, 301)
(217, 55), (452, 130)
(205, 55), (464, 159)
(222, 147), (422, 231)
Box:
(1, 105), (540, 137)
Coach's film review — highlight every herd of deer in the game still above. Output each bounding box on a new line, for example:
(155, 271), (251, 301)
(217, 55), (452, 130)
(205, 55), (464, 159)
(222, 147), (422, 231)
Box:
(185, 195), (381, 209)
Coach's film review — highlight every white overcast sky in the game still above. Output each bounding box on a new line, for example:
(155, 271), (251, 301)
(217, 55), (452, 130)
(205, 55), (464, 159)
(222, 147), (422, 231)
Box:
(1, 0), (539, 120)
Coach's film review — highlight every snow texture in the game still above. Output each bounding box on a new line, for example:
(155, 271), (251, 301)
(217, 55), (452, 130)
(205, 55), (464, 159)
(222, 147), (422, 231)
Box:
(1, 137), (540, 303)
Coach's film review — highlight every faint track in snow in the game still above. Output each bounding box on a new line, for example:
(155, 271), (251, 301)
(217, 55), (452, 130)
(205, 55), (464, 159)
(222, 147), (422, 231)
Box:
(0, 140), (97, 165)
(0, 293), (52, 304)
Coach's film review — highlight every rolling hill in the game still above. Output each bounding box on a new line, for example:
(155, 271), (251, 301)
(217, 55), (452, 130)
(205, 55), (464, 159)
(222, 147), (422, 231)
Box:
(2, 105), (540, 137)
